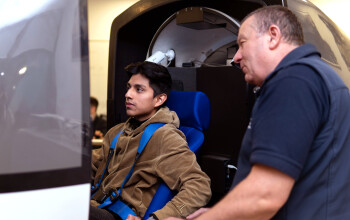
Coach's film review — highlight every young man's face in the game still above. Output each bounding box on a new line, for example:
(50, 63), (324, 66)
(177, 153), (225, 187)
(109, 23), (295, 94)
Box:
(125, 73), (163, 121)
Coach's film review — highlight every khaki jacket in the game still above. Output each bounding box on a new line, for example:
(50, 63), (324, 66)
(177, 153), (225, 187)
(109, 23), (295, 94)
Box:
(91, 107), (211, 219)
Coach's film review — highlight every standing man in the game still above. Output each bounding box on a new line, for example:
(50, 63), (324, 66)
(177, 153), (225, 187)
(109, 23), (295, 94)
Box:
(90, 61), (211, 220)
(167, 5), (350, 220)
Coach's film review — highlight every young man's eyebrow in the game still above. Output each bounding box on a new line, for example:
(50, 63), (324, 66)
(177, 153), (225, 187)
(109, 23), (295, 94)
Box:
(135, 83), (147, 88)
(127, 83), (147, 88)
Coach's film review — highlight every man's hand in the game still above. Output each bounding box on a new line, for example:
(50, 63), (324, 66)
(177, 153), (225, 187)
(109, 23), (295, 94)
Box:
(186, 208), (210, 219)
(163, 218), (183, 220)
(94, 130), (104, 139)
(126, 214), (141, 220)
(163, 208), (210, 220)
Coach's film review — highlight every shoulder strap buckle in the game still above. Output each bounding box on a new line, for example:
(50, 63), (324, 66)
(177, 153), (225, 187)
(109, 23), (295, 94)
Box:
(109, 191), (120, 203)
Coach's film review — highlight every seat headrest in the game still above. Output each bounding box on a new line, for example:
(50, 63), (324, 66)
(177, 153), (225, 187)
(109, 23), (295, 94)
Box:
(167, 91), (211, 131)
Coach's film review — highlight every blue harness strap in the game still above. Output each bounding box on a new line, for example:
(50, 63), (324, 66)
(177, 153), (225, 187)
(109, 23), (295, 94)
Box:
(91, 130), (124, 199)
(95, 123), (165, 219)
(107, 199), (136, 220)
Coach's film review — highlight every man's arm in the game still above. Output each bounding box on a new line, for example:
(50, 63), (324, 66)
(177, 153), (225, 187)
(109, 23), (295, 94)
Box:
(165, 164), (294, 220)
(195, 164), (294, 220)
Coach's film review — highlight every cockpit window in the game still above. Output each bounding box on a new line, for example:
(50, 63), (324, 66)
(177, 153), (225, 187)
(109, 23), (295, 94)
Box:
(0, 0), (90, 191)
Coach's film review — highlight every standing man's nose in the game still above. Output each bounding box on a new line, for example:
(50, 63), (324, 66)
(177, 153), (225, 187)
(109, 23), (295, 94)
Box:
(231, 50), (242, 69)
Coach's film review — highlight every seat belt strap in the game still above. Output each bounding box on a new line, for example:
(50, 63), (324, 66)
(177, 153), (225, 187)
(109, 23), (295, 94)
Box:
(91, 130), (124, 199)
(118, 123), (165, 193)
(98, 123), (165, 217)
(106, 199), (137, 219)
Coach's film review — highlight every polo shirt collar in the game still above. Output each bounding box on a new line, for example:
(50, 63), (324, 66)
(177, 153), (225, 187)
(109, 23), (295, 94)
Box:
(262, 43), (321, 86)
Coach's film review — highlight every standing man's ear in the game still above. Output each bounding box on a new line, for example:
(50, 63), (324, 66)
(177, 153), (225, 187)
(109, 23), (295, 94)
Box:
(154, 94), (167, 108)
(268, 25), (281, 49)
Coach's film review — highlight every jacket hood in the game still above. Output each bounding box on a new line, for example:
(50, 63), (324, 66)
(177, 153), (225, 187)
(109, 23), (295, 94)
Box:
(124, 107), (179, 135)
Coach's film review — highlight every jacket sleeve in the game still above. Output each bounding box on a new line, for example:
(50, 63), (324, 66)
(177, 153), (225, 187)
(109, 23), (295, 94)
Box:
(91, 147), (104, 182)
(91, 124), (123, 183)
(153, 127), (212, 219)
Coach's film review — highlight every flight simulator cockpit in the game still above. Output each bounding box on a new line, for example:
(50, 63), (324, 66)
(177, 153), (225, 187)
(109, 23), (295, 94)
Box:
(107, 0), (350, 204)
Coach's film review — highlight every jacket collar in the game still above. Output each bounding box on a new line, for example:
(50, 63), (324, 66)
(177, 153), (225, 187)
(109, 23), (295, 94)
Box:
(123, 107), (179, 135)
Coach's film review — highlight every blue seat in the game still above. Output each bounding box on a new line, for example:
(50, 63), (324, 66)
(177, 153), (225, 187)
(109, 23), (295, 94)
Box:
(142, 90), (211, 219)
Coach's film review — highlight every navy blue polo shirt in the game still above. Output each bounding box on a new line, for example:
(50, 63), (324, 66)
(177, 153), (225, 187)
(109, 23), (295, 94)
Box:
(233, 44), (350, 219)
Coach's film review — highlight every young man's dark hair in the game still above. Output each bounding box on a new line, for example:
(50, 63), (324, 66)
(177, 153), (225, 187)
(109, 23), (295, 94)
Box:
(124, 61), (172, 101)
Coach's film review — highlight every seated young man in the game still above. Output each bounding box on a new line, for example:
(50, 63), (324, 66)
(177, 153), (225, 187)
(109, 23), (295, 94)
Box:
(90, 61), (211, 220)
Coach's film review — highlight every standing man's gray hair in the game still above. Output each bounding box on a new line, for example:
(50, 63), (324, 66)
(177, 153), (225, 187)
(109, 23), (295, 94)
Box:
(243, 5), (304, 45)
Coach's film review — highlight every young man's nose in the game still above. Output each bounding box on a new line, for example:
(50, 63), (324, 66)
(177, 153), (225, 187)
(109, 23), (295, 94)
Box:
(125, 88), (133, 99)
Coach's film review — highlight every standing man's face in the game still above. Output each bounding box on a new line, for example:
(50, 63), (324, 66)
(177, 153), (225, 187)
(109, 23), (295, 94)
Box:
(125, 73), (165, 121)
(233, 16), (271, 86)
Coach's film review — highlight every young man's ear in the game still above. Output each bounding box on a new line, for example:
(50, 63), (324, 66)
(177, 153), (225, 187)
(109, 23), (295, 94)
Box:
(154, 94), (167, 108)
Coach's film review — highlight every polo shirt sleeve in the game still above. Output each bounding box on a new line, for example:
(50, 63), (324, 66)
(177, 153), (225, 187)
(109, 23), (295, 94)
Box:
(250, 65), (328, 180)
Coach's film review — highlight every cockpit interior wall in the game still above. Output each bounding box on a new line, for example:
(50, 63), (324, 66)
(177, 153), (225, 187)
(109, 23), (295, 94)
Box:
(107, 0), (282, 127)
(108, 0), (283, 204)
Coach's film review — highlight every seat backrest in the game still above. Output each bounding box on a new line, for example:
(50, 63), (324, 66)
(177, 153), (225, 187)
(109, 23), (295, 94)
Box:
(142, 90), (211, 219)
